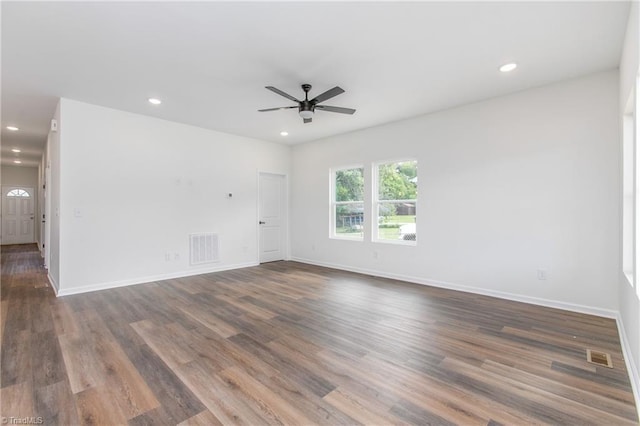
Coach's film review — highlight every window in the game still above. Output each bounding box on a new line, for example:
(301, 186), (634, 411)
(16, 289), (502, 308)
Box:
(622, 79), (640, 298)
(6, 189), (30, 197)
(332, 167), (364, 239)
(623, 109), (635, 286)
(374, 160), (417, 243)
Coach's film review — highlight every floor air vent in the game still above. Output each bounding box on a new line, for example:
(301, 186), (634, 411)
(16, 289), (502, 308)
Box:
(190, 233), (219, 265)
(586, 349), (613, 368)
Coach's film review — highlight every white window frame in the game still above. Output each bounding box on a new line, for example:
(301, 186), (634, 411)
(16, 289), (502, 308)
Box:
(373, 159), (417, 246)
(623, 97), (635, 287)
(330, 165), (365, 241)
(622, 77), (640, 300)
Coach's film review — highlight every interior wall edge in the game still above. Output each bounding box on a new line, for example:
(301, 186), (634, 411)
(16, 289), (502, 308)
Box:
(55, 260), (259, 297)
(47, 272), (59, 295)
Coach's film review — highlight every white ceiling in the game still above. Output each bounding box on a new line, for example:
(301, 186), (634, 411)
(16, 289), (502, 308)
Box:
(1, 1), (630, 168)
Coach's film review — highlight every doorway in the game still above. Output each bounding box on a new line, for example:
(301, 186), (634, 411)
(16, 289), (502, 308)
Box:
(1, 186), (36, 245)
(258, 173), (287, 263)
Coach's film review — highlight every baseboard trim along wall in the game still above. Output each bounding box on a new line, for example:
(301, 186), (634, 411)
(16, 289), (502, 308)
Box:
(616, 313), (640, 420)
(48, 273), (59, 296)
(55, 261), (259, 297)
(291, 257), (618, 318)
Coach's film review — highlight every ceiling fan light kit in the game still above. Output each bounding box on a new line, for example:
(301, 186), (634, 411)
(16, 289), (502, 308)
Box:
(259, 83), (356, 124)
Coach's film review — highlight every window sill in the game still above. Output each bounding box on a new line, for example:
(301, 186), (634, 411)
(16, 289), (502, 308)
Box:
(373, 239), (416, 246)
(330, 235), (364, 242)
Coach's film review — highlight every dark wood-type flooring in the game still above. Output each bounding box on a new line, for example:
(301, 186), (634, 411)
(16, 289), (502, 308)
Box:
(1, 244), (638, 425)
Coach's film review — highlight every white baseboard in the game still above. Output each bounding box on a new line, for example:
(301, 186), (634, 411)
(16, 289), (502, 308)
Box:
(291, 257), (618, 319)
(47, 273), (59, 296)
(615, 314), (640, 420)
(55, 261), (259, 297)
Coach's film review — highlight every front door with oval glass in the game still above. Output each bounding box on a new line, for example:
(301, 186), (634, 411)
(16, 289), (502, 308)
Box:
(2, 186), (35, 245)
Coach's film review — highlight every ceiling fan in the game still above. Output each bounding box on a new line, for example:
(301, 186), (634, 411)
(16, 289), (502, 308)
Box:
(259, 84), (356, 124)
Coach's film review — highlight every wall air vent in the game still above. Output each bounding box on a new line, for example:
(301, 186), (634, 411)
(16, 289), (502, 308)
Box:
(190, 233), (219, 265)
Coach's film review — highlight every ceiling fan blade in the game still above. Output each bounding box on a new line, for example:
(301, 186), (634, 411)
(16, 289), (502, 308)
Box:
(258, 106), (298, 112)
(265, 86), (300, 103)
(311, 86), (345, 104)
(303, 117), (312, 124)
(315, 105), (356, 115)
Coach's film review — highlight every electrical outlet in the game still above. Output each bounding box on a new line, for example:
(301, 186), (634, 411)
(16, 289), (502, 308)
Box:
(537, 269), (547, 280)
(373, 251), (379, 259)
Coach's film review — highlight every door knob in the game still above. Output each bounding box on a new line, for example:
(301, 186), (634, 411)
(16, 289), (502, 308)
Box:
(259, 221), (266, 224)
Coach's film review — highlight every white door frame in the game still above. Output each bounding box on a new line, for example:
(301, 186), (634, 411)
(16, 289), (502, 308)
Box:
(257, 172), (289, 263)
(44, 162), (51, 269)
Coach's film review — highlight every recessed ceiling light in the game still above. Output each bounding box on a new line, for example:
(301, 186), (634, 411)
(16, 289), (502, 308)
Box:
(11, 148), (21, 153)
(13, 160), (21, 164)
(499, 63), (518, 73)
(148, 98), (162, 105)
(6, 126), (19, 131)
(280, 131), (289, 136)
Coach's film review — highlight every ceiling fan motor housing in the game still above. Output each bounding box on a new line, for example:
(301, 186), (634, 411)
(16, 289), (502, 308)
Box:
(300, 84), (315, 117)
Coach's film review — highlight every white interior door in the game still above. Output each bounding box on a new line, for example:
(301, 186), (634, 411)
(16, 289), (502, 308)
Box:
(259, 173), (286, 263)
(44, 164), (51, 268)
(2, 186), (35, 245)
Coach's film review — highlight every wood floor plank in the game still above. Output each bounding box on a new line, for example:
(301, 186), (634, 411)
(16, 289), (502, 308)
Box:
(177, 409), (224, 426)
(0, 380), (35, 421)
(49, 300), (80, 336)
(174, 360), (267, 425)
(58, 332), (106, 394)
(323, 387), (402, 425)
(440, 356), (638, 425)
(79, 316), (160, 420)
(1, 244), (637, 425)
(33, 379), (80, 425)
(178, 304), (238, 338)
(119, 343), (206, 425)
(0, 329), (32, 387)
(220, 366), (312, 425)
(75, 386), (128, 425)
(31, 329), (67, 388)
(131, 320), (195, 369)
(214, 294), (277, 320)
(0, 299), (9, 346)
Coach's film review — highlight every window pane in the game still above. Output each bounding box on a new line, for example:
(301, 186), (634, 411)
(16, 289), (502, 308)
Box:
(335, 203), (364, 238)
(623, 113), (635, 281)
(377, 202), (416, 241)
(335, 168), (364, 202)
(6, 189), (30, 197)
(378, 161), (417, 200)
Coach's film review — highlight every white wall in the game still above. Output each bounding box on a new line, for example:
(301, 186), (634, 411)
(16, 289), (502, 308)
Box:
(55, 99), (289, 295)
(1, 165), (39, 187)
(619, 0), (640, 404)
(291, 71), (620, 314)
